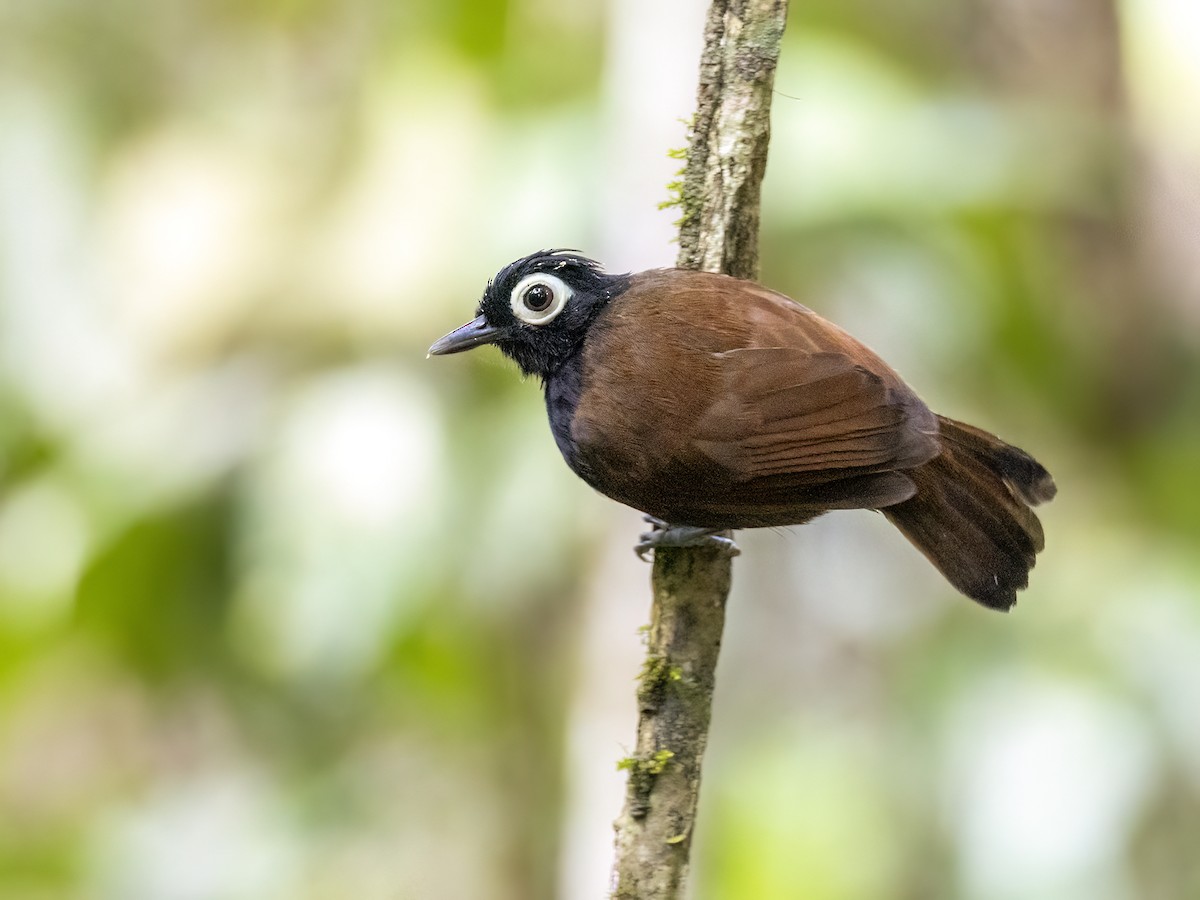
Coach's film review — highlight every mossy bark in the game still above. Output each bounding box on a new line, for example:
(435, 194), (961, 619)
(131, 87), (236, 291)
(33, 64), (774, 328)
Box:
(612, 548), (734, 898)
(676, 0), (789, 283)
(610, 1), (789, 897)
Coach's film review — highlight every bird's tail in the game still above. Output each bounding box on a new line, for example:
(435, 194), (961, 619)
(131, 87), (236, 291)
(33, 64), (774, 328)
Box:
(882, 416), (1057, 611)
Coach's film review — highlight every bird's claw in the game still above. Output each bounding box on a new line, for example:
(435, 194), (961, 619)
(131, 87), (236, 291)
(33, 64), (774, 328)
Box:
(635, 515), (741, 561)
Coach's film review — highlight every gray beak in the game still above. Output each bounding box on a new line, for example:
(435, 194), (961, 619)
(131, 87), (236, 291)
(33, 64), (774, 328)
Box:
(428, 315), (503, 356)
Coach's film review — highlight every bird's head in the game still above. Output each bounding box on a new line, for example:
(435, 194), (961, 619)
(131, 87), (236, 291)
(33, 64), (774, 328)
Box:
(428, 250), (629, 379)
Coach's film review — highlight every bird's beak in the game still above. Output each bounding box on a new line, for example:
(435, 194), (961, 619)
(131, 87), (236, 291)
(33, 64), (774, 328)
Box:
(428, 315), (503, 356)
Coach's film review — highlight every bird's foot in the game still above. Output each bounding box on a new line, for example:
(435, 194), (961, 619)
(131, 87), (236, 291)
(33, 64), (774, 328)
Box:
(635, 516), (741, 561)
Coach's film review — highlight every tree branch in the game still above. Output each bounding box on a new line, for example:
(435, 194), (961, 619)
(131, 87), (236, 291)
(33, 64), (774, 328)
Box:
(610, 2), (789, 897)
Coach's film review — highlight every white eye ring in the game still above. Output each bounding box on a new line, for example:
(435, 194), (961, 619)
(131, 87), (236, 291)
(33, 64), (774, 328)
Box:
(510, 273), (572, 325)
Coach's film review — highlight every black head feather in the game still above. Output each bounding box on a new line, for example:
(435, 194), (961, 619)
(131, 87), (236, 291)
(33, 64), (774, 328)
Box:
(475, 250), (630, 379)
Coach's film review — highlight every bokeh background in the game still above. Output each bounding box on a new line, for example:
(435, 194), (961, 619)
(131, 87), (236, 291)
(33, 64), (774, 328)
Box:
(1, 0), (1199, 898)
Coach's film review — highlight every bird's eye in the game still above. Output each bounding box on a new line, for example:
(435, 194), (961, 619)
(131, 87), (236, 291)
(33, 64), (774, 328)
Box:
(510, 273), (571, 325)
(523, 284), (553, 311)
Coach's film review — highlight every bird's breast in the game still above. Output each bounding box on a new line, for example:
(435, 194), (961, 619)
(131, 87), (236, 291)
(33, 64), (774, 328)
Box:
(544, 352), (587, 472)
(544, 318), (728, 520)
(543, 342), (678, 511)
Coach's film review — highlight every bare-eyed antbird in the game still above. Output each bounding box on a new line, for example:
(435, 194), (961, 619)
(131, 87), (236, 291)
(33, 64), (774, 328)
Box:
(429, 250), (1056, 610)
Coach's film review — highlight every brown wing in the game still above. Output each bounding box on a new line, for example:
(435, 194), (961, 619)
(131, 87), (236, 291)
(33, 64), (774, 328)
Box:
(692, 347), (937, 480)
(569, 270), (940, 527)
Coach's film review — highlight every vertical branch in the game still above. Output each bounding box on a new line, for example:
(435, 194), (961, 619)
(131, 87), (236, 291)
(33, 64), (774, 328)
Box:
(610, 2), (789, 898)
(678, 0), (789, 281)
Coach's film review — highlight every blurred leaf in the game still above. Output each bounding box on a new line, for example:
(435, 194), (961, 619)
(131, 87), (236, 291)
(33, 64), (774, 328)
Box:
(74, 490), (236, 679)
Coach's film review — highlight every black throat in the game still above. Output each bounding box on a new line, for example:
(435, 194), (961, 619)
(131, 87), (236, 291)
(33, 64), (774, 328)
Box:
(544, 347), (587, 471)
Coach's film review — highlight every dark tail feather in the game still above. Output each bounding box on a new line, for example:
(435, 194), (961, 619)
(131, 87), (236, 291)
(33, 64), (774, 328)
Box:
(882, 416), (1056, 611)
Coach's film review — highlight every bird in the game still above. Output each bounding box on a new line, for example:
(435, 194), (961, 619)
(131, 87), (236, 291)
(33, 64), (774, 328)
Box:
(429, 250), (1056, 611)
